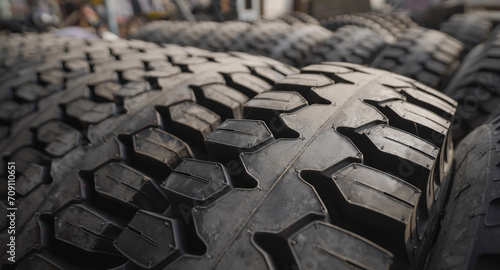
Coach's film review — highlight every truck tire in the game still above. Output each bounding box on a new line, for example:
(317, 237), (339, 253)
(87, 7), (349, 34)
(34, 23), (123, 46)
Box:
(428, 111), (500, 270)
(0, 33), (298, 268)
(120, 63), (454, 269)
(322, 14), (399, 43)
(232, 22), (333, 67)
(128, 21), (190, 44)
(440, 14), (493, 54)
(443, 30), (500, 143)
(371, 27), (463, 89)
(304, 25), (386, 66)
(288, 11), (320, 25)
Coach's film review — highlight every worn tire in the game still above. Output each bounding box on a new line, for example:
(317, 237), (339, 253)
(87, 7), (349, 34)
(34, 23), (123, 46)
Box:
(371, 27), (463, 89)
(440, 14), (493, 54)
(111, 62), (456, 269)
(304, 25), (387, 66)
(428, 112), (500, 269)
(444, 30), (500, 143)
(0, 33), (298, 268)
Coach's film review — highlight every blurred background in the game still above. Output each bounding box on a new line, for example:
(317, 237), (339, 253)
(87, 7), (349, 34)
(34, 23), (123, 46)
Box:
(2, 0), (496, 37)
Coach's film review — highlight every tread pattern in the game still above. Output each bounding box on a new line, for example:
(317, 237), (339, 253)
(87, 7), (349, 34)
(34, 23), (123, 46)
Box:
(371, 27), (464, 89)
(304, 25), (387, 65)
(115, 63), (456, 269)
(444, 30), (500, 142)
(428, 112), (500, 269)
(440, 14), (493, 54)
(130, 20), (334, 67)
(0, 33), (297, 268)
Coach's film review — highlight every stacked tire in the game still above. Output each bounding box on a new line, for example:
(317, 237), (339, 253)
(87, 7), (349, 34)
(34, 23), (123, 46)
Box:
(0, 33), (458, 270)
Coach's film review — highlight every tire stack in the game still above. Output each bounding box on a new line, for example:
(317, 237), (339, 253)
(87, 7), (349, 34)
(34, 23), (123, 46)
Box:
(1, 7), (500, 270)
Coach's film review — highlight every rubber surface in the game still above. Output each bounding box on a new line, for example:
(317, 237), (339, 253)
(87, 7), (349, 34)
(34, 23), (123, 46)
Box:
(0, 33), (297, 268)
(428, 111), (500, 270)
(440, 14), (493, 55)
(444, 30), (500, 142)
(122, 62), (455, 269)
(304, 25), (387, 66)
(371, 27), (463, 89)
(131, 20), (334, 67)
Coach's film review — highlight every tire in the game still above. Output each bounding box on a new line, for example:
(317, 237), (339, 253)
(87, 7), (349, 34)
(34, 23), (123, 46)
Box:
(197, 21), (251, 51)
(115, 63), (455, 269)
(289, 11), (320, 25)
(0, 33), (298, 268)
(322, 14), (399, 43)
(303, 25), (387, 66)
(128, 21), (191, 45)
(233, 22), (333, 67)
(371, 27), (463, 89)
(444, 30), (500, 143)
(428, 111), (500, 270)
(440, 14), (493, 54)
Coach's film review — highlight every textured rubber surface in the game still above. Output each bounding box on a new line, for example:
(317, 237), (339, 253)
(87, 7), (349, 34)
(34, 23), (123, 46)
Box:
(236, 22), (333, 67)
(0, 33), (297, 268)
(304, 25), (387, 65)
(322, 13), (400, 43)
(113, 63), (456, 269)
(428, 112), (500, 270)
(279, 11), (320, 25)
(131, 20), (334, 67)
(444, 30), (500, 142)
(371, 27), (463, 89)
(440, 14), (493, 55)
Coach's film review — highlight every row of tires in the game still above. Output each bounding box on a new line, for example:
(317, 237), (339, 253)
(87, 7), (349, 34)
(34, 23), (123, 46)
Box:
(129, 12), (499, 144)
(0, 29), (498, 269)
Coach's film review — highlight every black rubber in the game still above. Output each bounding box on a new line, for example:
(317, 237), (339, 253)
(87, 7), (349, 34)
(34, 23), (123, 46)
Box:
(428, 111), (500, 270)
(0, 32), (298, 268)
(304, 25), (387, 66)
(371, 27), (463, 89)
(279, 11), (320, 25)
(115, 62), (456, 269)
(440, 14), (493, 55)
(322, 13), (399, 44)
(130, 21), (333, 67)
(444, 30), (500, 143)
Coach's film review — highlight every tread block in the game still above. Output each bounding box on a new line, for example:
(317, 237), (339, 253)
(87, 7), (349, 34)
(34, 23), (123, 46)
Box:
(161, 159), (232, 206)
(115, 81), (151, 99)
(290, 221), (393, 270)
(54, 205), (122, 255)
(332, 164), (420, 238)
(37, 120), (78, 145)
(16, 164), (46, 197)
(39, 69), (65, 86)
(166, 101), (221, 144)
(66, 98), (116, 125)
(0, 101), (33, 123)
(133, 127), (193, 172)
(64, 59), (90, 73)
(15, 84), (55, 102)
(368, 99), (450, 145)
(114, 211), (183, 269)
(205, 119), (274, 161)
(227, 73), (272, 98)
(94, 81), (122, 101)
(244, 91), (308, 114)
(144, 67), (182, 89)
(193, 84), (249, 120)
(94, 162), (169, 212)
(365, 125), (438, 170)
(120, 68), (146, 83)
